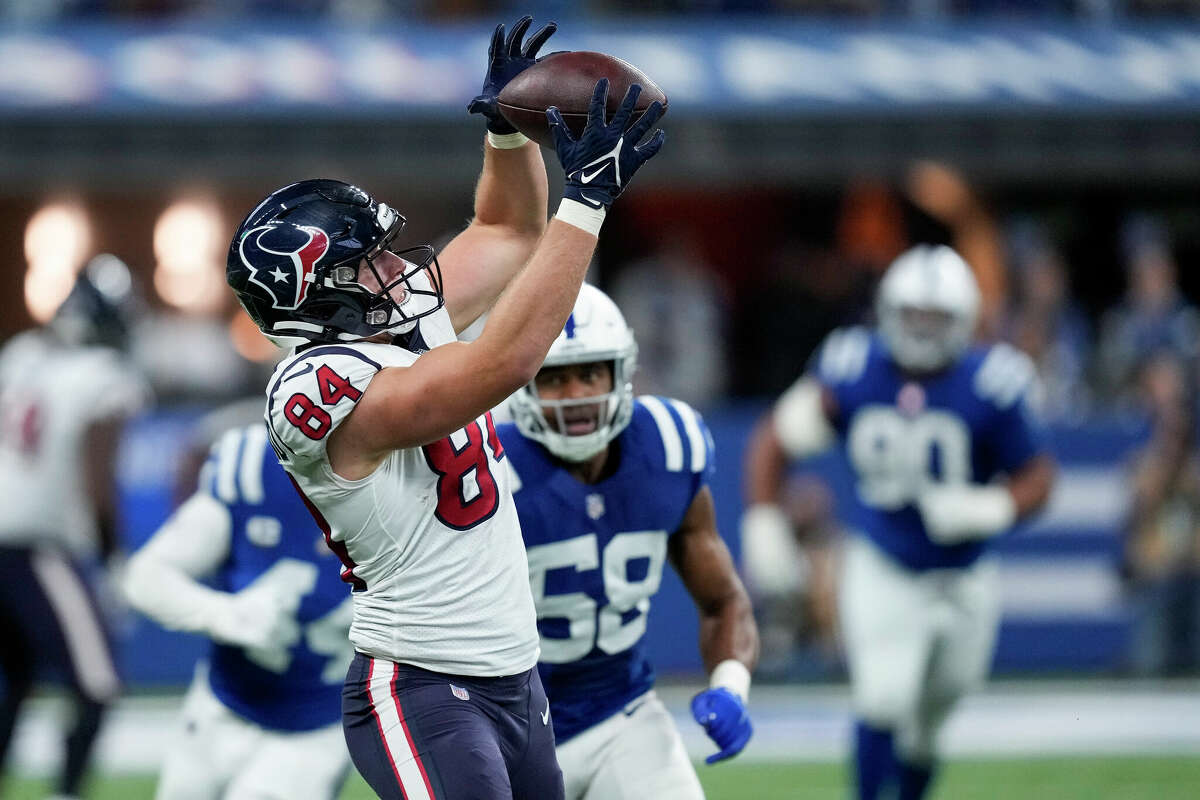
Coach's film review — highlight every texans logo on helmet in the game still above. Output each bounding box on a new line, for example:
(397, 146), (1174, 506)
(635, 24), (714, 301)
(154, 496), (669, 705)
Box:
(240, 224), (331, 310)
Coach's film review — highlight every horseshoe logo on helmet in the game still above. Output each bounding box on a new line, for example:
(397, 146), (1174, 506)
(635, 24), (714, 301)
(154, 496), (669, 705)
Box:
(240, 224), (331, 310)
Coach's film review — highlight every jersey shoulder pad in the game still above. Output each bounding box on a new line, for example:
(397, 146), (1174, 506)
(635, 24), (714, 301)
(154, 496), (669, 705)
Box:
(199, 423), (272, 507)
(971, 342), (1037, 410)
(633, 395), (714, 477)
(266, 342), (413, 469)
(814, 326), (873, 386)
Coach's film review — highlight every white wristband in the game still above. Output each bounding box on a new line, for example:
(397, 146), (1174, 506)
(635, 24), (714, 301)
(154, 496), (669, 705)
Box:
(487, 130), (530, 150)
(555, 197), (606, 237)
(710, 659), (752, 703)
(740, 503), (807, 596)
(918, 484), (1017, 544)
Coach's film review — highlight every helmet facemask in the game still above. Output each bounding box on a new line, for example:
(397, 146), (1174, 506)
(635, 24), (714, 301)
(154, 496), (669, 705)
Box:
(877, 245), (980, 373)
(519, 360), (634, 463)
(328, 242), (444, 339)
(510, 284), (639, 463)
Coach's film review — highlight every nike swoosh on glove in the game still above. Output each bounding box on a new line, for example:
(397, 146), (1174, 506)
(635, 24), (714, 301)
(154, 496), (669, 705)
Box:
(549, 78), (665, 210)
(691, 687), (753, 764)
(467, 15), (557, 134)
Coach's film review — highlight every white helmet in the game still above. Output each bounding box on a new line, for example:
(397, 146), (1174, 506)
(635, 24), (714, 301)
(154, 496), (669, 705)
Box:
(876, 244), (980, 372)
(510, 284), (638, 462)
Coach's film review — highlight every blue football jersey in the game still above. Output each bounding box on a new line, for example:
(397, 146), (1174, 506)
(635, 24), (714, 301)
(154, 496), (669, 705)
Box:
(814, 327), (1046, 571)
(499, 396), (715, 744)
(200, 424), (353, 732)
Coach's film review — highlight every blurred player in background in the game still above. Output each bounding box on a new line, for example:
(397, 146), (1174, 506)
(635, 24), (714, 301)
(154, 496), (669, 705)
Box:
(224, 15), (664, 799)
(741, 245), (1056, 800)
(124, 422), (352, 800)
(0, 255), (150, 800)
(503, 284), (758, 800)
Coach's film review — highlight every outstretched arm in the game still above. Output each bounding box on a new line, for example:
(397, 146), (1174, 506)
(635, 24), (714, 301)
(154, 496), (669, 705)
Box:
(123, 492), (310, 653)
(438, 137), (549, 334)
(328, 81), (665, 478)
(442, 15), (558, 333)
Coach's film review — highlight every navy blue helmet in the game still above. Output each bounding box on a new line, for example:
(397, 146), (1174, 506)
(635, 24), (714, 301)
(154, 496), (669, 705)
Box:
(51, 253), (138, 351)
(226, 179), (443, 346)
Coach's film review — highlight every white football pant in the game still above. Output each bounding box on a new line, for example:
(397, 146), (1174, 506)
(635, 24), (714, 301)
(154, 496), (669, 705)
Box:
(839, 535), (1000, 763)
(556, 690), (704, 800)
(154, 669), (348, 800)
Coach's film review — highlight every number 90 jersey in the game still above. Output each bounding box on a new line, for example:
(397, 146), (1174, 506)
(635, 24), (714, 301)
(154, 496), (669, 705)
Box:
(264, 334), (539, 677)
(801, 327), (1045, 571)
(498, 396), (715, 743)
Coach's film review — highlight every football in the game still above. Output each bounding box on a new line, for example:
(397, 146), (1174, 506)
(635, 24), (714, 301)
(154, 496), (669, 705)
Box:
(497, 51), (668, 149)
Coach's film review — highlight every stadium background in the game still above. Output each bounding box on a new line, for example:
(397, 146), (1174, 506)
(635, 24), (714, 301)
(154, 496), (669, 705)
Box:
(3, 1), (1200, 797)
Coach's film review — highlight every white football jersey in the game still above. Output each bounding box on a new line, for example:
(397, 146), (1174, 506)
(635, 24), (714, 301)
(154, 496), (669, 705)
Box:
(0, 331), (149, 556)
(264, 311), (540, 677)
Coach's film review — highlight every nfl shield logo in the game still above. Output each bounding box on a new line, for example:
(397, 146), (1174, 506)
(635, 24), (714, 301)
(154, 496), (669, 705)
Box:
(897, 382), (926, 416)
(450, 684), (470, 701)
(586, 493), (605, 520)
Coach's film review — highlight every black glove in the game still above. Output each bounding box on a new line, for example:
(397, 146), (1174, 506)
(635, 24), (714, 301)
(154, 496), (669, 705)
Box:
(549, 79), (666, 210)
(467, 15), (557, 134)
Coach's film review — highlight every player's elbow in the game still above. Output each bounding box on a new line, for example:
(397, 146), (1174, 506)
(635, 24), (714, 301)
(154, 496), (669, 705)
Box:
(120, 553), (157, 616)
(488, 339), (544, 392)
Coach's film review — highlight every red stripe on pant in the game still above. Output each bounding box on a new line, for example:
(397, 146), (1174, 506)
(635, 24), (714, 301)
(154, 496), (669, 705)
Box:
(367, 657), (437, 800)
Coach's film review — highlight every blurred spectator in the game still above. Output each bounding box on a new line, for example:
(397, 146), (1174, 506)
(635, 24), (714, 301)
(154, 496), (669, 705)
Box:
(905, 161), (1009, 338)
(1122, 352), (1200, 676)
(835, 178), (909, 281)
(1095, 214), (1200, 407)
(1003, 217), (1093, 423)
(610, 228), (729, 408)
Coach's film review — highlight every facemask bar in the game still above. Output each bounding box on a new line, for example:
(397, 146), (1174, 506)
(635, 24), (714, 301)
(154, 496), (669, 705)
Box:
(329, 243), (445, 335)
(522, 386), (621, 463)
(528, 384), (618, 432)
(883, 303), (966, 372)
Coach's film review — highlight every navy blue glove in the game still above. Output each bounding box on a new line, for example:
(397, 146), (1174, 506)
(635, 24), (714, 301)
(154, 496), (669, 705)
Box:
(549, 79), (666, 210)
(467, 15), (557, 134)
(691, 687), (753, 764)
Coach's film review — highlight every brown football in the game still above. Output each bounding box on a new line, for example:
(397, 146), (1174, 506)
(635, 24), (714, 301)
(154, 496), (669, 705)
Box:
(497, 51), (668, 149)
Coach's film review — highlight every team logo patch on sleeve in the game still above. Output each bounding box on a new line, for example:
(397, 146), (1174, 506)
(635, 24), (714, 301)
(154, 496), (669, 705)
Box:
(240, 224), (331, 310)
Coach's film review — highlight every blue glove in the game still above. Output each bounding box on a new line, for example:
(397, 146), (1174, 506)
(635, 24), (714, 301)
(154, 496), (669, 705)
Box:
(691, 687), (753, 764)
(467, 15), (557, 134)
(549, 79), (666, 210)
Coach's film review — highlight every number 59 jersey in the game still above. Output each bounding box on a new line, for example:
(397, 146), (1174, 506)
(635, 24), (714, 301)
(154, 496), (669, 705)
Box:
(806, 327), (1046, 571)
(498, 396), (715, 743)
(264, 338), (540, 677)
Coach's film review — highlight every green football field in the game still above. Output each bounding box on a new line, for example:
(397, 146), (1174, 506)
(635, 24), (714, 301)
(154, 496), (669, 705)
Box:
(6, 755), (1200, 799)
